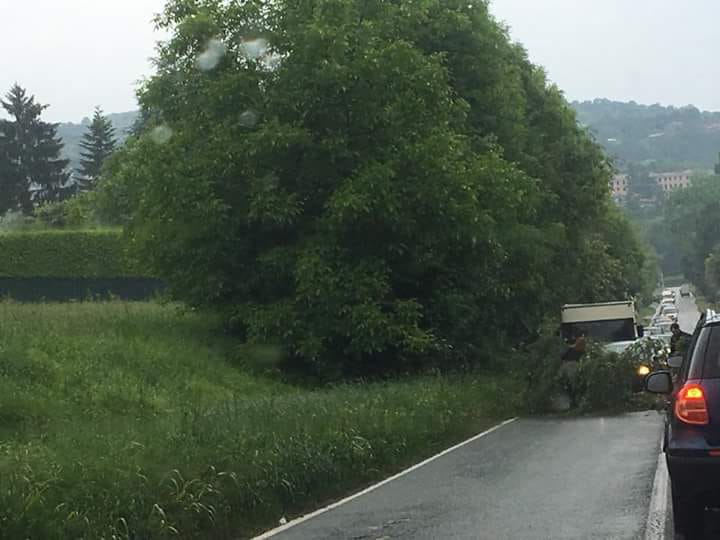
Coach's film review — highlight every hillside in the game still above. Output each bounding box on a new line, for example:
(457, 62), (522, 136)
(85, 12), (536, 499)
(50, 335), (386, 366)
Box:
(572, 99), (720, 170)
(57, 111), (138, 172)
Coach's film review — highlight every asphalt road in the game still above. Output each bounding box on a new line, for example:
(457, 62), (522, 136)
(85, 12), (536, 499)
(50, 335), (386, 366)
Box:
(261, 413), (664, 540)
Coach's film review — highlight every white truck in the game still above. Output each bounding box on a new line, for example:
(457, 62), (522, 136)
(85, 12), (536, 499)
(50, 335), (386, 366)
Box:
(560, 301), (644, 354)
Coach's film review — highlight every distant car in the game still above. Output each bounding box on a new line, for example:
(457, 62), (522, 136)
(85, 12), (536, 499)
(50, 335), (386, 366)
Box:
(681, 285), (691, 298)
(653, 318), (674, 334)
(645, 310), (720, 538)
(662, 305), (679, 318)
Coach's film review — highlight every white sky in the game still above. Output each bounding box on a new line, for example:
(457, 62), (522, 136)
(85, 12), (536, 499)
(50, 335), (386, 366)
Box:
(490, 0), (720, 111)
(1, 1), (719, 122)
(0, 0), (166, 122)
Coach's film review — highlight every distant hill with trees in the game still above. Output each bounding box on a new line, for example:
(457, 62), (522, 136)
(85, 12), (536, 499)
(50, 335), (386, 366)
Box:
(572, 99), (720, 170)
(57, 111), (137, 172)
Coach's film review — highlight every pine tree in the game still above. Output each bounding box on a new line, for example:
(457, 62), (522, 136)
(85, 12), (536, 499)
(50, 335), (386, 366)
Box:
(77, 107), (116, 191)
(0, 84), (71, 214)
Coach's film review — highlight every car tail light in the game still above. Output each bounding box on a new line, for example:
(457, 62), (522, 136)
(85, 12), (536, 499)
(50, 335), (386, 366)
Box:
(675, 384), (709, 425)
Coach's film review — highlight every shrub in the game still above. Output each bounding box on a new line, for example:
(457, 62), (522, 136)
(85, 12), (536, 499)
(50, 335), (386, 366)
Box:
(0, 210), (37, 231)
(524, 335), (667, 413)
(574, 342), (635, 412)
(0, 229), (142, 278)
(34, 193), (98, 228)
(521, 334), (568, 413)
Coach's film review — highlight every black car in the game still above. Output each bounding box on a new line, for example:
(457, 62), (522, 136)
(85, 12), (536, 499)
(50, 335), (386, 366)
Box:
(646, 310), (720, 538)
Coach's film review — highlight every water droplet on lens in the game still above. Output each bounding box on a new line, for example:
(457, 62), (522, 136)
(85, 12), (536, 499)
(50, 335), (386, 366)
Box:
(150, 125), (173, 145)
(239, 110), (259, 128)
(262, 52), (282, 70)
(240, 38), (269, 60)
(197, 38), (227, 71)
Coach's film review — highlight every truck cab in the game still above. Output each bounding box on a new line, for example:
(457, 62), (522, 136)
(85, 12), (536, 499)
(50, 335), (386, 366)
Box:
(560, 301), (644, 354)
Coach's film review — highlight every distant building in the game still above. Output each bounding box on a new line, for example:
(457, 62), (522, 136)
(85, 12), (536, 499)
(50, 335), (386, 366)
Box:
(610, 174), (629, 199)
(650, 170), (693, 193)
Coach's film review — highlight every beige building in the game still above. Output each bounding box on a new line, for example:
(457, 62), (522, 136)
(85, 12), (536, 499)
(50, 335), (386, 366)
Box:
(651, 170), (692, 192)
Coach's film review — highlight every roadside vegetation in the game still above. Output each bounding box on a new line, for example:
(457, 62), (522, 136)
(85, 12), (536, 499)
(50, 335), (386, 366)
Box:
(0, 301), (519, 539)
(523, 336), (667, 414)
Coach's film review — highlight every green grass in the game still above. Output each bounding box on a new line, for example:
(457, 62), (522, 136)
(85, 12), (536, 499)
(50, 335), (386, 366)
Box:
(0, 301), (518, 539)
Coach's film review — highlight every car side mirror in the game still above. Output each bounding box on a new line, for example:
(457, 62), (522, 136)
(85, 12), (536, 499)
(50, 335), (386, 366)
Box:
(667, 355), (683, 369)
(645, 371), (673, 394)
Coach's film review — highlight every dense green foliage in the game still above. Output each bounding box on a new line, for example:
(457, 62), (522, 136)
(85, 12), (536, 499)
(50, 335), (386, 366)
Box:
(33, 192), (99, 228)
(0, 229), (139, 278)
(0, 301), (517, 539)
(664, 173), (720, 297)
(524, 337), (667, 413)
(100, 0), (650, 375)
(77, 107), (117, 191)
(0, 84), (72, 214)
(574, 98), (720, 169)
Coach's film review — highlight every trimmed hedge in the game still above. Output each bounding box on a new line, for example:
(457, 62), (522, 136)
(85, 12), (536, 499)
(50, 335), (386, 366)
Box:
(0, 230), (144, 278)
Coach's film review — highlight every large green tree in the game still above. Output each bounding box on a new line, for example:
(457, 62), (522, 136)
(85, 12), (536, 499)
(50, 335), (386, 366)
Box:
(77, 107), (116, 191)
(665, 173), (720, 293)
(0, 84), (70, 213)
(101, 0), (649, 374)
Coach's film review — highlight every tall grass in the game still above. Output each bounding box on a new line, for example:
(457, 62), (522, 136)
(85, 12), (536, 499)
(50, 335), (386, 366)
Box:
(0, 301), (518, 538)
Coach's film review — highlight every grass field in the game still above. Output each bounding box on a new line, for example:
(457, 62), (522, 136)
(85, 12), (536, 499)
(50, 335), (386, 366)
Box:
(0, 301), (518, 539)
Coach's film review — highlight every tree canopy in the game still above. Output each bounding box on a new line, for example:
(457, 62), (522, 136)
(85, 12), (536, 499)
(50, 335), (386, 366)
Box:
(100, 0), (652, 376)
(664, 173), (720, 295)
(77, 107), (117, 191)
(574, 98), (720, 170)
(0, 84), (71, 214)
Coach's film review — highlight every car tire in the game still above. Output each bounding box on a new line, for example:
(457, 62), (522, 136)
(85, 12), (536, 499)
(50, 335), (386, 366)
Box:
(672, 480), (703, 539)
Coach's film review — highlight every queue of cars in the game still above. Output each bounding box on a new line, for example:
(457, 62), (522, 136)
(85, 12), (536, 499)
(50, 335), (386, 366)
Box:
(644, 288), (681, 346)
(638, 286), (720, 538)
(645, 308), (719, 539)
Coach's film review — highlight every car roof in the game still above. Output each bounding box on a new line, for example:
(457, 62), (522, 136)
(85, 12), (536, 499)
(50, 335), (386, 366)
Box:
(704, 309), (720, 326)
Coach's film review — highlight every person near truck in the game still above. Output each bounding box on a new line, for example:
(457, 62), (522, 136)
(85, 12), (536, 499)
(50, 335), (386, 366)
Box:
(670, 322), (691, 356)
(559, 331), (586, 407)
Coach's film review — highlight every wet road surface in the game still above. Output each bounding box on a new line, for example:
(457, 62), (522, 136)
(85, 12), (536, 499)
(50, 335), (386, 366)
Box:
(264, 412), (664, 540)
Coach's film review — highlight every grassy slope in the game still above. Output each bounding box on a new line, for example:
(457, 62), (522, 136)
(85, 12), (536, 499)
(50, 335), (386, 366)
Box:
(0, 302), (518, 539)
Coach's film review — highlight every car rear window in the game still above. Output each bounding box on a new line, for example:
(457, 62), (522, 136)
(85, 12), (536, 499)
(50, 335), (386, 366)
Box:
(699, 326), (720, 379)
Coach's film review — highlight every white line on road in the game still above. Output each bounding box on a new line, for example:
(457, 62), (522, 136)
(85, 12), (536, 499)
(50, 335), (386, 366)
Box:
(645, 449), (669, 540)
(251, 416), (519, 539)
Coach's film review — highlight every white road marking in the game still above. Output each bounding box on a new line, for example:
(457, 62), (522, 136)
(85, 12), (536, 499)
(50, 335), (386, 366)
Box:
(645, 449), (669, 540)
(251, 417), (518, 539)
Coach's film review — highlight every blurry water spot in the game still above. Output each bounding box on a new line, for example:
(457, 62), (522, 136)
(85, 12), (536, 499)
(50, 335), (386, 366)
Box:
(262, 52), (283, 70)
(150, 125), (173, 145)
(197, 38), (227, 71)
(240, 38), (269, 61)
(239, 110), (259, 128)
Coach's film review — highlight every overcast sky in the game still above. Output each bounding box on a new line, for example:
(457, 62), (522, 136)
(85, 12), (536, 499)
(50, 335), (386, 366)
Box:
(490, 0), (720, 111)
(1, 1), (719, 122)
(0, 0), (166, 122)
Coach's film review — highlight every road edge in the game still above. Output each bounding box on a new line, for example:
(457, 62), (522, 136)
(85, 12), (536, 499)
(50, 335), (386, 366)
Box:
(251, 416), (519, 539)
(645, 446), (670, 540)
